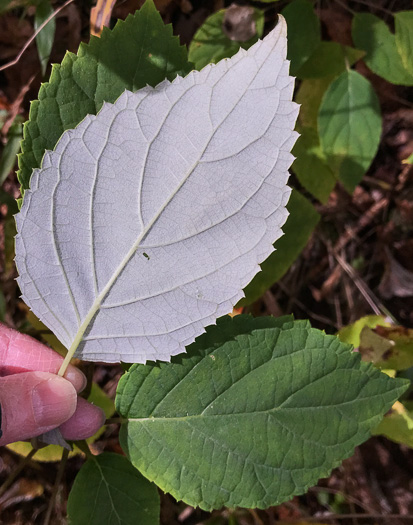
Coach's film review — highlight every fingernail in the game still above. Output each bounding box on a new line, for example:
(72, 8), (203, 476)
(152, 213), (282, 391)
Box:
(65, 367), (87, 393)
(32, 377), (77, 427)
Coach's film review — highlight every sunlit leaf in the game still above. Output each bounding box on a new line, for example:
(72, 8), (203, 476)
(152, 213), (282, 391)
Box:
(18, 0), (191, 193)
(352, 13), (413, 86)
(15, 20), (298, 363)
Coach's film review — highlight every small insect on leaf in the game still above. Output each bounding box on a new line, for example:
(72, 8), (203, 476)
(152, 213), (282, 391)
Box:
(15, 16), (299, 364)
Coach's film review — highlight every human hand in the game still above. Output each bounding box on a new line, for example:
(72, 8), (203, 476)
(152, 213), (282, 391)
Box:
(0, 323), (105, 446)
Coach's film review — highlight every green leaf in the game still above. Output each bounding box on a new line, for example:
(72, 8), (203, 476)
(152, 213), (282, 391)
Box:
(281, 0), (320, 76)
(373, 401), (413, 448)
(352, 13), (413, 86)
(18, 0), (192, 193)
(0, 121), (22, 186)
(67, 452), (160, 525)
(296, 42), (364, 79)
(296, 77), (334, 129)
(239, 190), (319, 306)
(188, 7), (264, 71)
(116, 316), (406, 510)
(395, 11), (413, 77)
(318, 70), (381, 192)
(34, 0), (56, 77)
(292, 126), (336, 203)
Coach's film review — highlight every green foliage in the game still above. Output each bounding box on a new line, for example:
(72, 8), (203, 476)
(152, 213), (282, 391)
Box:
(283, 0), (363, 79)
(18, 0), (192, 192)
(292, 126), (336, 203)
(116, 315), (406, 511)
(34, 0), (55, 76)
(318, 70), (381, 192)
(0, 120), (22, 186)
(337, 315), (389, 348)
(352, 13), (413, 86)
(296, 42), (364, 79)
(281, 0), (320, 75)
(394, 12), (413, 78)
(188, 7), (264, 70)
(67, 453), (160, 524)
(240, 190), (320, 305)
(374, 402), (413, 448)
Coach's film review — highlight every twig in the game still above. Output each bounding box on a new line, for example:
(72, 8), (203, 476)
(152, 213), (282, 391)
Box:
(43, 447), (69, 525)
(0, 448), (37, 498)
(0, 0), (76, 73)
(309, 486), (377, 515)
(335, 252), (398, 324)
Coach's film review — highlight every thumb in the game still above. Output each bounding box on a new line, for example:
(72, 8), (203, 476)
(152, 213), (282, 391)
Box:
(0, 371), (77, 446)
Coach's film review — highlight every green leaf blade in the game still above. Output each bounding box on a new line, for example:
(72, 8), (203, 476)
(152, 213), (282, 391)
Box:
(352, 13), (413, 86)
(116, 317), (406, 510)
(34, 0), (56, 77)
(318, 70), (381, 192)
(188, 7), (264, 71)
(395, 11), (413, 78)
(67, 452), (160, 525)
(18, 0), (192, 192)
(281, 0), (320, 76)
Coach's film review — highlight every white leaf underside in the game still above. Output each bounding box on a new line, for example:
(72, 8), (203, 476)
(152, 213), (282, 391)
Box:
(15, 18), (299, 363)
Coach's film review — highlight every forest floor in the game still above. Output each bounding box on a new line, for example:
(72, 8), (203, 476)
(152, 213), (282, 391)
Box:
(1, 0), (413, 524)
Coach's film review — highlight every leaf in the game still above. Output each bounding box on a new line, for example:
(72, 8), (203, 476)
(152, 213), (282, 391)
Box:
(67, 452), (160, 524)
(0, 120), (23, 186)
(18, 0), (192, 193)
(15, 20), (298, 364)
(373, 401), (413, 448)
(296, 42), (364, 79)
(352, 13), (413, 86)
(337, 315), (389, 348)
(292, 126), (336, 203)
(34, 0), (56, 77)
(395, 12), (413, 77)
(116, 315), (407, 510)
(239, 190), (319, 305)
(281, 0), (320, 76)
(359, 325), (413, 371)
(296, 77), (334, 130)
(188, 7), (264, 71)
(318, 70), (381, 192)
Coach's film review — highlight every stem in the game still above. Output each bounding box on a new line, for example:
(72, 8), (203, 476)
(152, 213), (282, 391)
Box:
(0, 0), (75, 73)
(43, 448), (69, 525)
(75, 439), (94, 460)
(105, 417), (125, 425)
(0, 448), (37, 498)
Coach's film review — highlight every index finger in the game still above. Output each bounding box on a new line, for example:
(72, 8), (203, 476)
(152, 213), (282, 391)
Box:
(0, 323), (86, 392)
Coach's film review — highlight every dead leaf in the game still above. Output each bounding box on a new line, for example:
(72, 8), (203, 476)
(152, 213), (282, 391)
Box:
(90, 0), (117, 36)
